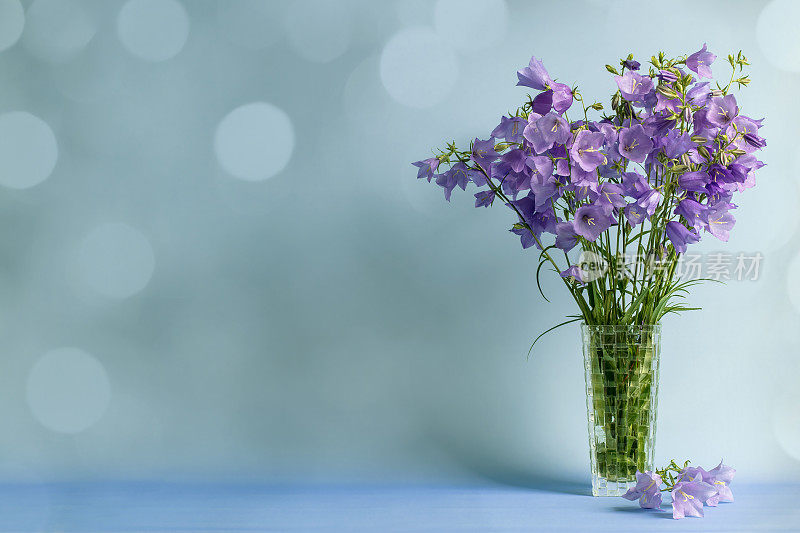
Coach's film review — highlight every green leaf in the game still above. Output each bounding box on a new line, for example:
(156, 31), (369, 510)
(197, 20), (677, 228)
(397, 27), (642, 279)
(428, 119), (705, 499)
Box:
(527, 317), (582, 360)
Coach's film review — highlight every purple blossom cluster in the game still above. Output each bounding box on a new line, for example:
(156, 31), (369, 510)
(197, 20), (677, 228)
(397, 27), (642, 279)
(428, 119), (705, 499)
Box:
(623, 460), (736, 520)
(412, 45), (765, 284)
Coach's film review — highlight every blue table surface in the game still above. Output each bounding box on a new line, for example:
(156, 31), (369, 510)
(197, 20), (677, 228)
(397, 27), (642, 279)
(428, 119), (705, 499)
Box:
(0, 481), (797, 532)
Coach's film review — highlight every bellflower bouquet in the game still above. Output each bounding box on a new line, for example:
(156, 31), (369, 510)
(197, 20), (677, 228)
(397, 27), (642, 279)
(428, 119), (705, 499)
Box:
(412, 45), (765, 339)
(623, 459), (736, 519)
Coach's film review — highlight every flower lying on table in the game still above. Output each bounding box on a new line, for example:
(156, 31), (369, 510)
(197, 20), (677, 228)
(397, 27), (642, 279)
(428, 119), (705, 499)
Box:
(622, 459), (736, 519)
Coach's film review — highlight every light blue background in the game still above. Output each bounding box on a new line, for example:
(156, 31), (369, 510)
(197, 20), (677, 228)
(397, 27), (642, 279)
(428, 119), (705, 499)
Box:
(0, 0), (797, 487)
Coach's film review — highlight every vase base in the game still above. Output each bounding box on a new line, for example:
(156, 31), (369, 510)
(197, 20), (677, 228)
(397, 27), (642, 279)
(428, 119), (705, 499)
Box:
(591, 477), (636, 497)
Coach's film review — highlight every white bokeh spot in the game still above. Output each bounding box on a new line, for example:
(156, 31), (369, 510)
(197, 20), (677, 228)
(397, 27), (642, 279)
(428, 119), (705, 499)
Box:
(78, 223), (155, 298)
(214, 102), (295, 181)
(22, 0), (95, 63)
(380, 27), (458, 109)
(284, 0), (351, 63)
(756, 0), (800, 72)
(117, 0), (189, 62)
(787, 251), (800, 314)
(0, 111), (58, 189)
(773, 391), (800, 462)
(0, 0), (24, 52)
(26, 348), (111, 434)
(434, 0), (507, 51)
(216, 0), (283, 50)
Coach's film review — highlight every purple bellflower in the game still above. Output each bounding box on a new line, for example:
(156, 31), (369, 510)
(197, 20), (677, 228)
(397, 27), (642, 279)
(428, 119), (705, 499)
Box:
(517, 56), (551, 90)
(570, 130), (606, 171)
(686, 43), (716, 79)
(559, 265), (585, 284)
(666, 221), (700, 253)
(705, 206), (736, 241)
(472, 138), (499, 171)
(615, 71), (654, 105)
(573, 204), (613, 241)
(618, 124), (654, 163)
(555, 222), (578, 251)
(671, 474), (718, 519)
(412, 158), (439, 182)
(622, 471), (663, 509)
(706, 95), (738, 128)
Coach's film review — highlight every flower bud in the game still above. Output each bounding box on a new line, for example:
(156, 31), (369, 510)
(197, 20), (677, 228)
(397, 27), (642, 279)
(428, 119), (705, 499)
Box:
(697, 146), (711, 160)
(710, 89), (724, 97)
(680, 153), (692, 166)
(658, 69), (679, 83)
(605, 64), (619, 75)
(690, 135), (707, 144)
(730, 148), (746, 157)
(656, 85), (678, 99)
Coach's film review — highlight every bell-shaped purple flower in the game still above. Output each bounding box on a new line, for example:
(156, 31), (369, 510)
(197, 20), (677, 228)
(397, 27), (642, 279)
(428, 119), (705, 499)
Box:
(636, 188), (661, 216)
(622, 471), (662, 509)
(643, 112), (676, 137)
(704, 206), (736, 241)
(678, 171), (710, 193)
(597, 183), (626, 214)
(472, 138), (499, 171)
(706, 95), (738, 128)
(517, 55), (552, 91)
(705, 461), (736, 506)
(658, 69), (679, 83)
(624, 202), (648, 227)
(621, 171), (650, 199)
(474, 190), (495, 208)
(674, 198), (707, 230)
(523, 117), (551, 155)
(491, 116), (526, 143)
(502, 148), (528, 173)
(618, 124), (654, 163)
(531, 89), (553, 115)
(434, 172), (457, 201)
(569, 130), (606, 172)
(559, 265), (585, 284)
(573, 204), (613, 241)
(623, 59), (640, 71)
(537, 112), (571, 147)
(666, 221), (700, 253)
(551, 82), (574, 113)
(686, 43), (716, 79)
(671, 474), (718, 519)
(615, 71), (654, 105)
(412, 158), (439, 182)
(661, 130), (695, 159)
(687, 82), (712, 106)
(555, 222), (578, 251)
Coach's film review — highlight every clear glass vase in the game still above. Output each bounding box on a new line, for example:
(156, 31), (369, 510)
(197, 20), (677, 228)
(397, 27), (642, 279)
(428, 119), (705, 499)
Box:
(582, 323), (661, 496)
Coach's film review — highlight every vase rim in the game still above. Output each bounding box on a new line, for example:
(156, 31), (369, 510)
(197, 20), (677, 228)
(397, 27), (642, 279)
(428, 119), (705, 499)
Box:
(580, 322), (661, 328)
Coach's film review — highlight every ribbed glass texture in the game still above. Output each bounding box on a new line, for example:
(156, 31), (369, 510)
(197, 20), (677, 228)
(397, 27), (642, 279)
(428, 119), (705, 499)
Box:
(582, 323), (661, 497)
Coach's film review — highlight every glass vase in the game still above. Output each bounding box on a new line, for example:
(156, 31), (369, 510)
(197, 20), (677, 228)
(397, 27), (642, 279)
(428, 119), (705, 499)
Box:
(582, 323), (661, 497)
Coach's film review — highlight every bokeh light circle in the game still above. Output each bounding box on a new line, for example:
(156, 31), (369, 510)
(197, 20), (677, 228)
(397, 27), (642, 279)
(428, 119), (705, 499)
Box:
(284, 0), (350, 63)
(0, 0), (24, 52)
(117, 0), (189, 62)
(773, 391), (800, 462)
(787, 251), (800, 313)
(77, 223), (155, 298)
(756, 0), (800, 72)
(0, 111), (58, 189)
(380, 27), (458, 109)
(216, 0), (282, 50)
(434, 0), (507, 51)
(214, 102), (295, 181)
(22, 0), (95, 63)
(26, 348), (111, 434)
